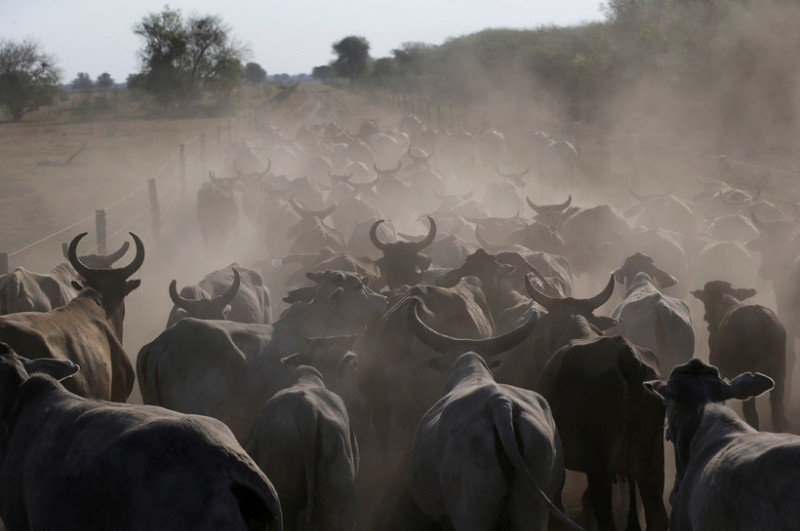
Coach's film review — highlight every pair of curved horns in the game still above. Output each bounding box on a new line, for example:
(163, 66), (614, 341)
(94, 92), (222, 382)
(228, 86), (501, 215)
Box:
(370, 216), (436, 252)
(526, 195), (572, 213)
(408, 297), (537, 356)
(68, 232), (144, 280)
(524, 273), (615, 312)
(169, 268), (240, 311)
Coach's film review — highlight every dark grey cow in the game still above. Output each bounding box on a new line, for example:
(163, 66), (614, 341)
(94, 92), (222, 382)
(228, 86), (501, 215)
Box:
(691, 281), (786, 431)
(167, 265), (272, 327)
(138, 271), (387, 442)
(649, 359), (800, 531)
(0, 344), (282, 531)
(248, 363), (359, 531)
(369, 216), (436, 289)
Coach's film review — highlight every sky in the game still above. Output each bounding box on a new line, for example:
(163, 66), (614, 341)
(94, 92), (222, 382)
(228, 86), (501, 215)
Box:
(1, 0), (605, 84)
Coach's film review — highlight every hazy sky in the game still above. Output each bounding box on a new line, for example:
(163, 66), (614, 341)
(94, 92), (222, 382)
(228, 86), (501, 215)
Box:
(1, 0), (605, 83)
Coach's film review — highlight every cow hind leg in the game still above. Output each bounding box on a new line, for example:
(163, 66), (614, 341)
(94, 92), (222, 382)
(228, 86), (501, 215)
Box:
(625, 479), (641, 531)
(741, 397), (759, 430)
(585, 469), (616, 531)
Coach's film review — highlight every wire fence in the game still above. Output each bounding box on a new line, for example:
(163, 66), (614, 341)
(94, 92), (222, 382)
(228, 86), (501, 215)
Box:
(0, 110), (256, 273)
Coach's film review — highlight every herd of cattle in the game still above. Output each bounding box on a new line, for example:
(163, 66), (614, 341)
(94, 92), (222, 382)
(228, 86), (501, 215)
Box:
(2, 103), (800, 530)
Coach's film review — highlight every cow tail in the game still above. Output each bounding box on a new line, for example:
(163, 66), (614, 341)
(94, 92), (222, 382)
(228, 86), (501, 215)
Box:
(299, 410), (318, 529)
(135, 343), (158, 405)
(491, 400), (585, 531)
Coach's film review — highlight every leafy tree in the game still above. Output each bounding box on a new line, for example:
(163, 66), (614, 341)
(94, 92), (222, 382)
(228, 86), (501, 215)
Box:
(243, 62), (267, 84)
(132, 6), (245, 108)
(0, 39), (60, 122)
(331, 36), (370, 80)
(96, 72), (114, 89)
(71, 72), (94, 91)
(312, 65), (333, 82)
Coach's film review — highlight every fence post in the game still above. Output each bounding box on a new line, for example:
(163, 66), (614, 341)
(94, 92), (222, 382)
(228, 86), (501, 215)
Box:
(217, 125), (222, 149)
(148, 179), (161, 244)
(0, 253), (8, 275)
(95, 210), (107, 255)
(200, 133), (206, 164)
(227, 120), (232, 144)
(179, 143), (186, 188)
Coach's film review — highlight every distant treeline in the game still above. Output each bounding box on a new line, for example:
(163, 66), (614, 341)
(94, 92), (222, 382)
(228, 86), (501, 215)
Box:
(334, 0), (800, 157)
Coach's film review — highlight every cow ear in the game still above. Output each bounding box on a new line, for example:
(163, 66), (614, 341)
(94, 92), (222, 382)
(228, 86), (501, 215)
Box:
(360, 275), (370, 287)
(329, 287), (344, 300)
(21, 358), (80, 381)
(71, 281), (84, 291)
(723, 372), (774, 400)
(690, 290), (705, 302)
(613, 268), (625, 284)
(732, 288), (756, 301)
(652, 268), (678, 289)
(487, 359), (502, 370)
(281, 353), (310, 367)
(125, 279), (142, 296)
(424, 357), (448, 373)
(644, 380), (669, 402)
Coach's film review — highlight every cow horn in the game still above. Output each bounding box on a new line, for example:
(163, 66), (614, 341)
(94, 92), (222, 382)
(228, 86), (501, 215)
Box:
(68, 232), (144, 280)
(370, 219), (390, 251)
(217, 268), (240, 307)
(496, 167), (530, 180)
(103, 241), (130, 265)
(584, 274), (616, 310)
(524, 274), (556, 310)
(413, 216), (437, 250)
(317, 202), (337, 220)
(168, 280), (195, 310)
(408, 297), (538, 357)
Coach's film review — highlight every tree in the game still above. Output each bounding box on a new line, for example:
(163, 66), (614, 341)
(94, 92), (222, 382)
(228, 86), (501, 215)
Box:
(331, 36), (371, 80)
(312, 65), (333, 82)
(243, 62), (266, 84)
(0, 39), (60, 122)
(96, 72), (114, 89)
(133, 6), (245, 108)
(71, 72), (94, 91)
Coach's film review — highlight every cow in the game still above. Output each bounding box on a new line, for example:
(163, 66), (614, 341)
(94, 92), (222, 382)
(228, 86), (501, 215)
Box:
(527, 276), (669, 531)
(369, 216), (437, 290)
(625, 188), (695, 233)
(0, 344), (282, 531)
(197, 172), (239, 252)
(526, 194), (577, 228)
(610, 253), (695, 373)
(167, 265), (272, 327)
(0, 232), (143, 402)
(406, 298), (584, 530)
(561, 204), (631, 279)
(360, 277), (495, 457)
(137, 270), (387, 442)
(0, 240), (132, 315)
(247, 363), (359, 531)
(691, 281), (786, 431)
(649, 359), (800, 531)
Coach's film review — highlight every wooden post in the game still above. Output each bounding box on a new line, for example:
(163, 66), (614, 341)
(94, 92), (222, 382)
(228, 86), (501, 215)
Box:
(200, 133), (206, 163)
(0, 253), (8, 275)
(179, 144), (186, 187)
(217, 125), (222, 149)
(148, 179), (161, 243)
(227, 120), (232, 144)
(95, 210), (107, 255)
